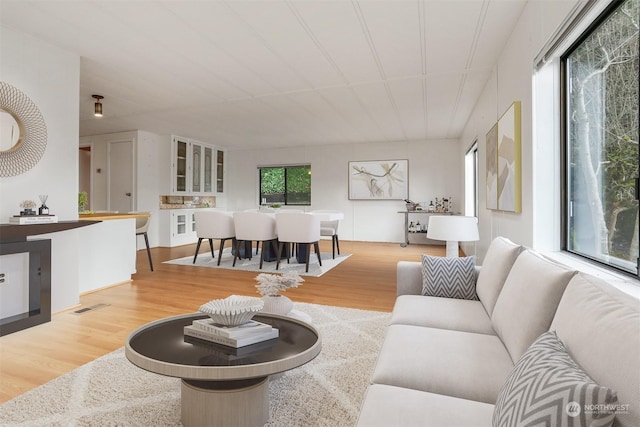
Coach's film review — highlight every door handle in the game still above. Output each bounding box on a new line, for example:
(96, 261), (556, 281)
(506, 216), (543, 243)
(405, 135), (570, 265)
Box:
(125, 192), (132, 197)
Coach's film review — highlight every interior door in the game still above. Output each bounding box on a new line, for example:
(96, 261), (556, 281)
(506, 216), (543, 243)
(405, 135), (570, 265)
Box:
(108, 140), (134, 213)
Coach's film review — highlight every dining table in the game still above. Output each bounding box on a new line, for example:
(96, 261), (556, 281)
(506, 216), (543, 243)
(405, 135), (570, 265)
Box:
(236, 210), (344, 264)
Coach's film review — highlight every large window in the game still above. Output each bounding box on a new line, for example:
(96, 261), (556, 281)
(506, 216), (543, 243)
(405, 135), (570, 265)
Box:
(465, 141), (479, 218)
(562, 0), (639, 276)
(259, 165), (311, 206)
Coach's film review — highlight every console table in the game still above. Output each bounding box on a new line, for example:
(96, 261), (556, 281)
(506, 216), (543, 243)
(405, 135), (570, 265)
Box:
(398, 211), (456, 247)
(0, 220), (99, 336)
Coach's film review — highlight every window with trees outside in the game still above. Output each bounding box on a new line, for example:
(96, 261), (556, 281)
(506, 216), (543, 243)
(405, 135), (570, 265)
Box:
(259, 165), (311, 206)
(562, 0), (639, 277)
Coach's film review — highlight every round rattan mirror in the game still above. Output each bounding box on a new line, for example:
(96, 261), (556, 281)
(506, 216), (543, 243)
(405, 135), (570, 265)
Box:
(0, 81), (47, 177)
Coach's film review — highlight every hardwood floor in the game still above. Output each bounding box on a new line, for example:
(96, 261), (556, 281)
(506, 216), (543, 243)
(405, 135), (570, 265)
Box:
(0, 239), (443, 404)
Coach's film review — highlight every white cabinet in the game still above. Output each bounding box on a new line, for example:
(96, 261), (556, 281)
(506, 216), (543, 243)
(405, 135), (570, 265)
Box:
(171, 209), (196, 244)
(159, 209), (199, 247)
(171, 136), (217, 195)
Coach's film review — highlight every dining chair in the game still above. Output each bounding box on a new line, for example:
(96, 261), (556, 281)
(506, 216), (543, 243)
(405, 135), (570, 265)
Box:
(232, 211), (278, 269)
(129, 212), (153, 271)
(275, 212), (322, 273)
(193, 210), (236, 265)
(312, 210), (341, 259)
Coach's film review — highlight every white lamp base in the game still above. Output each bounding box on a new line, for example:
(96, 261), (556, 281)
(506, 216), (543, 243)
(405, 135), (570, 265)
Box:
(445, 241), (459, 258)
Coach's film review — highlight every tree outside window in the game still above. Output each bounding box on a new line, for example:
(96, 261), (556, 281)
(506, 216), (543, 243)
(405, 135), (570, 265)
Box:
(260, 165), (311, 206)
(563, 0), (639, 276)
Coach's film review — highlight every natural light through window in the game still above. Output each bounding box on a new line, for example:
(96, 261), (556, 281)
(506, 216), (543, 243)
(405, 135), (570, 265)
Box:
(562, 0), (639, 276)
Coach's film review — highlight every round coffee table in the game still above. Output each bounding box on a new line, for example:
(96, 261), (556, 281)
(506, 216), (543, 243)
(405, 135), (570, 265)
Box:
(125, 312), (321, 427)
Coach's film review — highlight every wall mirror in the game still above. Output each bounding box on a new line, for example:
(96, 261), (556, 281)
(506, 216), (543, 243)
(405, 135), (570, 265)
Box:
(0, 81), (47, 177)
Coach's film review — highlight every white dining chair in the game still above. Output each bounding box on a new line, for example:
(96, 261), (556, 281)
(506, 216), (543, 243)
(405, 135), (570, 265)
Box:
(193, 210), (236, 265)
(312, 210), (342, 259)
(129, 212), (153, 272)
(275, 212), (322, 273)
(232, 211), (278, 269)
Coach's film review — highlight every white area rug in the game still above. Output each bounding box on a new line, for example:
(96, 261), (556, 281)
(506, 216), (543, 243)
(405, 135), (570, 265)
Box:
(0, 303), (390, 427)
(164, 247), (351, 277)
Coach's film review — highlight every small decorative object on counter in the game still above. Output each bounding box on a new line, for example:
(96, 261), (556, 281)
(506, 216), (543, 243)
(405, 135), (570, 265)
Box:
(78, 191), (88, 212)
(403, 199), (418, 211)
(427, 197), (453, 213)
(19, 200), (37, 216)
(38, 194), (49, 215)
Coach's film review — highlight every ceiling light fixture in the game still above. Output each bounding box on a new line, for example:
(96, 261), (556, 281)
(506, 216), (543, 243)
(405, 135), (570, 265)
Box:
(92, 94), (104, 117)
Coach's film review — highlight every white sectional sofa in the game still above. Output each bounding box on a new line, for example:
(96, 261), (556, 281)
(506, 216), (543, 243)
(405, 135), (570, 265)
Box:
(357, 237), (640, 427)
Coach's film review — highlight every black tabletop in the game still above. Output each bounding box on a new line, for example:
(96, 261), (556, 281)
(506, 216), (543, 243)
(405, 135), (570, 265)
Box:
(128, 313), (319, 367)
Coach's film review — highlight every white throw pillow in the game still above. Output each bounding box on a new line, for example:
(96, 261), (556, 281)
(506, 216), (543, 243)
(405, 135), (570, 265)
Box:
(493, 331), (618, 427)
(421, 254), (478, 300)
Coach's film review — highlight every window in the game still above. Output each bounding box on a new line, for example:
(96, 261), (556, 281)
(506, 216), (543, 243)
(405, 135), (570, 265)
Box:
(465, 141), (479, 217)
(259, 165), (311, 206)
(562, 0), (639, 276)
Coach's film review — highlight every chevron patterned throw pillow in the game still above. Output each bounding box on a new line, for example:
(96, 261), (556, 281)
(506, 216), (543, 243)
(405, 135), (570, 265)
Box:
(493, 331), (618, 427)
(421, 254), (478, 300)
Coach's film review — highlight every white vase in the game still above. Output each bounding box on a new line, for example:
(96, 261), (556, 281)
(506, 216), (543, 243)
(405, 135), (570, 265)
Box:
(261, 295), (293, 315)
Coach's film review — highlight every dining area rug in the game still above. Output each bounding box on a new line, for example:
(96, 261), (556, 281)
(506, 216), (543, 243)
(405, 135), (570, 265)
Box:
(164, 247), (351, 277)
(0, 303), (390, 427)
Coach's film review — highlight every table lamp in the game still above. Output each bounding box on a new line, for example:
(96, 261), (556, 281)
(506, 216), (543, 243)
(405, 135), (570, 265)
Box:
(427, 216), (479, 257)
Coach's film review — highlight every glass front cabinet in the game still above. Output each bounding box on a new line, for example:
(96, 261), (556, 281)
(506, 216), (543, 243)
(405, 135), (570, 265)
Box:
(171, 136), (222, 195)
(215, 149), (225, 194)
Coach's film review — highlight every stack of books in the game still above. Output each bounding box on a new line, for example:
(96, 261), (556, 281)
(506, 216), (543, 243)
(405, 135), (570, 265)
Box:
(9, 215), (58, 224)
(184, 318), (279, 348)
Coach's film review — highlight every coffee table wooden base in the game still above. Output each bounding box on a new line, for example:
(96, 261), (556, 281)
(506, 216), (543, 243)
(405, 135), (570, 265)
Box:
(181, 377), (269, 427)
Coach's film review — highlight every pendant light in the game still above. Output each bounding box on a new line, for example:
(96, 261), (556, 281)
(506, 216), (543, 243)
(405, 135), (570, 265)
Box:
(92, 95), (104, 117)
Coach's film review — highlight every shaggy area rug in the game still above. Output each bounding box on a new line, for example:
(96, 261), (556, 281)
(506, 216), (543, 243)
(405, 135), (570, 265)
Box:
(164, 247), (351, 277)
(0, 303), (390, 427)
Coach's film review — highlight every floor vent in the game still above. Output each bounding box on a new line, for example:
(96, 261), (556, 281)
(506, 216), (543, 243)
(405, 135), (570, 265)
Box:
(72, 303), (110, 314)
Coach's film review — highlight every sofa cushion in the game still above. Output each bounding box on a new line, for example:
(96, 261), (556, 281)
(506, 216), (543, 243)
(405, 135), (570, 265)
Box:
(493, 331), (618, 427)
(475, 237), (522, 316)
(491, 250), (575, 362)
(371, 324), (514, 404)
(357, 384), (494, 427)
(390, 295), (494, 335)
(421, 254), (478, 300)
(551, 273), (640, 427)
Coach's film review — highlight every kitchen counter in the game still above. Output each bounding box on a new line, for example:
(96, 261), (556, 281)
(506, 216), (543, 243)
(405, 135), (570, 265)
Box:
(79, 212), (150, 221)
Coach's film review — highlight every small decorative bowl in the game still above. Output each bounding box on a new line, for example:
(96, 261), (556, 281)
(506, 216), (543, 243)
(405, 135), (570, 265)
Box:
(198, 295), (265, 326)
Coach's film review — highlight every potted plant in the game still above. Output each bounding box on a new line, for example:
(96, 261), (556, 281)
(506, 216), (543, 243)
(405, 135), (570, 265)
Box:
(255, 271), (304, 315)
(78, 191), (88, 212)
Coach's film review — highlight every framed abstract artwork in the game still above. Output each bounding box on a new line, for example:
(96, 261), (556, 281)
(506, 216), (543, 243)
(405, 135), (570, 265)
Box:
(348, 159), (408, 200)
(486, 122), (499, 210)
(486, 101), (521, 212)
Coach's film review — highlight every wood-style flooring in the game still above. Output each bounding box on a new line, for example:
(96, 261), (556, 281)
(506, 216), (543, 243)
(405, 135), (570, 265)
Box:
(0, 239), (443, 403)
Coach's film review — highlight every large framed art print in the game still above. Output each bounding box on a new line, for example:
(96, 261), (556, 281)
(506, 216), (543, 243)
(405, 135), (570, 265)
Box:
(486, 101), (521, 213)
(348, 159), (408, 200)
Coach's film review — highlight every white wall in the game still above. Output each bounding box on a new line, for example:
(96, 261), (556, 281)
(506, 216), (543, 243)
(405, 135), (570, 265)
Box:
(0, 26), (82, 312)
(459, 1), (579, 260)
(226, 139), (461, 243)
(79, 130), (168, 249)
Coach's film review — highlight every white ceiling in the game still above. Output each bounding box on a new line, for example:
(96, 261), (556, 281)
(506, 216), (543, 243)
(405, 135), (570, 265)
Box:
(0, 0), (527, 150)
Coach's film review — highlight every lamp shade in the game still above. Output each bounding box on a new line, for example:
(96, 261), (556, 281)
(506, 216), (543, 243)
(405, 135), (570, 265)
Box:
(427, 216), (479, 242)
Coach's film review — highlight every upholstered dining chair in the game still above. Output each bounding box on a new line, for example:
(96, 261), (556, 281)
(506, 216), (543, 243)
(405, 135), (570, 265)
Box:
(232, 211), (278, 269)
(275, 212), (322, 273)
(193, 210), (236, 265)
(129, 212), (153, 272)
(312, 210), (342, 259)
